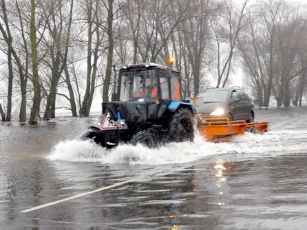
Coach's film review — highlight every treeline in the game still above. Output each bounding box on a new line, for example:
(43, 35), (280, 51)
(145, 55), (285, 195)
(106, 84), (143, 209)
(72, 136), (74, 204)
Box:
(238, 1), (307, 108)
(0, 0), (305, 123)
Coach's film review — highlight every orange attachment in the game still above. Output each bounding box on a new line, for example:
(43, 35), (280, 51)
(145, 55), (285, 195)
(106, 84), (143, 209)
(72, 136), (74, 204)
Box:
(197, 116), (269, 142)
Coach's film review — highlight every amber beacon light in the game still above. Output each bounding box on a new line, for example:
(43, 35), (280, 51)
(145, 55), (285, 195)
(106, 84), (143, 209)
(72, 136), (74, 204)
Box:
(166, 56), (175, 65)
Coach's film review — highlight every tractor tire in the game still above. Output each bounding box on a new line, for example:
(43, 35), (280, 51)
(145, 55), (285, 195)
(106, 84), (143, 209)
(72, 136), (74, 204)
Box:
(82, 130), (102, 143)
(169, 108), (194, 142)
(88, 126), (100, 131)
(246, 127), (256, 133)
(130, 130), (158, 148)
(82, 130), (116, 149)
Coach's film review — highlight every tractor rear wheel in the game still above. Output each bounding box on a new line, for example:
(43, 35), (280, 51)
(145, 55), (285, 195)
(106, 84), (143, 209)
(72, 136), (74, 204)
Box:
(130, 130), (158, 148)
(169, 108), (194, 142)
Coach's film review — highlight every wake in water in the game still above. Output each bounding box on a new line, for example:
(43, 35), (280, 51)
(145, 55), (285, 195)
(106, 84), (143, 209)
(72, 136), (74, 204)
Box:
(47, 128), (307, 165)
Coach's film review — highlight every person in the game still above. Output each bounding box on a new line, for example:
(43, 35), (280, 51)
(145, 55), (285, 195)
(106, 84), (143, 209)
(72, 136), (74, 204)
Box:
(145, 85), (157, 98)
(132, 76), (144, 98)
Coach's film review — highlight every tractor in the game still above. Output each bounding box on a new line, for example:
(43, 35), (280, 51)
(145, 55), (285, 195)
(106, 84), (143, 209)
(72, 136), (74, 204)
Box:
(83, 63), (195, 148)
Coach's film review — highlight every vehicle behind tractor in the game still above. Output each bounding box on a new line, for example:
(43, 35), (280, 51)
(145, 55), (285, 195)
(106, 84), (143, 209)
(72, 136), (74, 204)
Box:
(83, 63), (195, 148)
(194, 87), (269, 142)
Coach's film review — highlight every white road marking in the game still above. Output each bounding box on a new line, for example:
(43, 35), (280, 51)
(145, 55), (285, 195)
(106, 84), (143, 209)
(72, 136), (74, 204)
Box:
(20, 179), (135, 213)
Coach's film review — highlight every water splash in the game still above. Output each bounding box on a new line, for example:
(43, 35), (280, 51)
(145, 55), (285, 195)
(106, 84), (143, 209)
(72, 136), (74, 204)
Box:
(47, 129), (307, 165)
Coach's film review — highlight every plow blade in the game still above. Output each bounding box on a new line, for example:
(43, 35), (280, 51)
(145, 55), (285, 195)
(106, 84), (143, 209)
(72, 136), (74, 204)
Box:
(197, 116), (269, 142)
(246, 122), (269, 133)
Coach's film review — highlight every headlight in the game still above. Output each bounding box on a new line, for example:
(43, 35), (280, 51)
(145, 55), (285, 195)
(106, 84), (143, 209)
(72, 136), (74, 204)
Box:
(210, 108), (225, 116)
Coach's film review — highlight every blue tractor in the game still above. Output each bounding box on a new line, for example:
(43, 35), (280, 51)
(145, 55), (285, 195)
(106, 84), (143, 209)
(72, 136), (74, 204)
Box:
(83, 63), (195, 148)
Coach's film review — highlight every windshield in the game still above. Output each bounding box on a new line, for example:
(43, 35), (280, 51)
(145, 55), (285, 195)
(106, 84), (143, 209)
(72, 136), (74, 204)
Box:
(198, 90), (229, 103)
(119, 69), (157, 101)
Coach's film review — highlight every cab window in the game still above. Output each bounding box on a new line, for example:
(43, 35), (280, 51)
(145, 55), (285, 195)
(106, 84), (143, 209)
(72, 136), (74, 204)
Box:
(160, 77), (170, 100)
(119, 69), (156, 101)
(171, 72), (181, 101)
(132, 75), (144, 98)
(145, 76), (158, 99)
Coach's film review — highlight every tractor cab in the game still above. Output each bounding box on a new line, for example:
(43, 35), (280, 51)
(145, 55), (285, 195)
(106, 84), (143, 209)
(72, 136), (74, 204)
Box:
(115, 63), (181, 103)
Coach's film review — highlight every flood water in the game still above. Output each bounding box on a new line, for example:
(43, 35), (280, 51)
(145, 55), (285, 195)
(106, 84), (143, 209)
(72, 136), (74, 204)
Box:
(1, 108), (307, 229)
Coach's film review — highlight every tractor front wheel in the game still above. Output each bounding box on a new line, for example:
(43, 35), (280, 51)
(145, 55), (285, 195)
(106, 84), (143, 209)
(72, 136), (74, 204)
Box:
(130, 130), (158, 148)
(169, 108), (194, 142)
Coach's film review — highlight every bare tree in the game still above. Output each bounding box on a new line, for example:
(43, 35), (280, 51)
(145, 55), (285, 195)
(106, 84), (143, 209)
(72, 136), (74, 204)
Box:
(121, 0), (141, 64)
(0, 0), (13, 121)
(237, 10), (275, 107)
(41, 0), (74, 120)
(181, 0), (210, 95)
(63, 63), (78, 116)
(238, 0), (306, 107)
(275, 9), (304, 107)
(293, 52), (307, 106)
(214, 0), (248, 88)
(28, 0), (41, 124)
(79, 0), (104, 116)
(102, 0), (114, 102)
(13, 0), (30, 122)
(0, 0), (30, 122)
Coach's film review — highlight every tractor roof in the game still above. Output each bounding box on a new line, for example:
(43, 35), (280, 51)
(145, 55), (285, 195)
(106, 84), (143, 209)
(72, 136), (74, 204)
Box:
(121, 63), (178, 72)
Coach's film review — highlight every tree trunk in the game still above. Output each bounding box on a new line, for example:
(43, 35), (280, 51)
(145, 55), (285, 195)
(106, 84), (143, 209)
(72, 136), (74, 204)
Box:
(255, 80), (263, 107)
(293, 75), (303, 107)
(6, 46), (13, 121)
(277, 82), (283, 107)
(193, 66), (200, 96)
(0, 0), (29, 122)
(294, 56), (306, 107)
(51, 97), (56, 118)
(103, 0), (114, 102)
(0, 103), (5, 121)
(19, 77), (27, 122)
(64, 65), (77, 117)
(49, 59), (61, 119)
(44, 57), (61, 120)
(299, 92), (303, 106)
(15, 0), (29, 122)
(263, 78), (273, 107)
(297, 80), (304, 107)
(29, 0), (41, 124)
(1, 0), (14, 121)
(263, 31), (275, 108)
(79, 0), (93, 117)
(283, 80), (290, 107)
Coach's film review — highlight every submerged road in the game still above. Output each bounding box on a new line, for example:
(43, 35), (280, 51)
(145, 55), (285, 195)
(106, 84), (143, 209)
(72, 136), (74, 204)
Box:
(1, 108), (307, 229)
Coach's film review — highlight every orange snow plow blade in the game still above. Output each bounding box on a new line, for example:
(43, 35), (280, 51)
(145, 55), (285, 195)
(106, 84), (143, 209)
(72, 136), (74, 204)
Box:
(197, 116), (269, 142)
